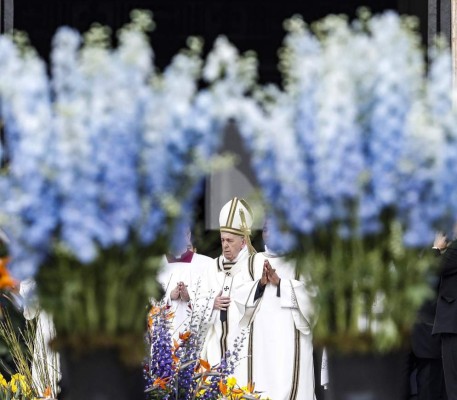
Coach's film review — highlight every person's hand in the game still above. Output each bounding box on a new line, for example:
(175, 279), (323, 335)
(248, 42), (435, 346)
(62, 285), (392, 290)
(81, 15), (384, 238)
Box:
(213, 290), (231, 311)
(178, 282), (190, 302)
(433, 232), (448, 251)
(260, 261), (269, 286)
(170, 284), (180, 300)
(265, 260), (280, 286)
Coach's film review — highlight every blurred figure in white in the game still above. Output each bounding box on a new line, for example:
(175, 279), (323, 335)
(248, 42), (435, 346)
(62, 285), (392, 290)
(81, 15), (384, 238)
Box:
(158, 225), (213, 338)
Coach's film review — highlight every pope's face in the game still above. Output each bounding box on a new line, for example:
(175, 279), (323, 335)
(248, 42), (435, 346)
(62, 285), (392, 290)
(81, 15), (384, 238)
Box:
(220, 232), (245, 262)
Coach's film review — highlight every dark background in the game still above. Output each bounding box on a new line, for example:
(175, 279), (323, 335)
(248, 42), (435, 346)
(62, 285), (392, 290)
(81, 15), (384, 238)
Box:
(14, 0), (429, 84)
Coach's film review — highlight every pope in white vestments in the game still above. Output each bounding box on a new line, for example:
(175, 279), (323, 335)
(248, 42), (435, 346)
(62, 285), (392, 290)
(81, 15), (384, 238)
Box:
(234, 221), (318, 400)
(158, 228), (213, 338)
(201, 197), (256, 386)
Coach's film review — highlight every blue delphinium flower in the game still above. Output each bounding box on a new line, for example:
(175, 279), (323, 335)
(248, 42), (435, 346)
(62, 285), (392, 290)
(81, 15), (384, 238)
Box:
(146, 305), (175, 399)
(0, 35), (58, 278)
(0, 22), (223, 279)
(145, 285), (224, 399)
(424, 44), (457, 237)
(240, 11), (454, 251)
(360, 13), (424, 236)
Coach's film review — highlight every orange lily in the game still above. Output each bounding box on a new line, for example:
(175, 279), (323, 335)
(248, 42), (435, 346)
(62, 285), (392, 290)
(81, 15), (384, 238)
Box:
(0, 274), (16, 289)
(199, 359), (211, 371)
(149, 306), (161, 316)
(171, 339), (180, 364)
(194, 358), (211, 373)
(153, 376), (170, 390)
(0, 258), (16, 290)
(218, 379), (228, 396)
(179, 331), (191, 341)
(247, 381), (256, 393)
(43, 386), (52, 397)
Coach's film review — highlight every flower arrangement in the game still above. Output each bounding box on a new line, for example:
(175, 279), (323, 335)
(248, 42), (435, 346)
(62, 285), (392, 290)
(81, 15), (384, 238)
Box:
(0, 260), (27, 386)
(144, 290), (266, 400)
(0, 372), (54, 400)
(0, 373), (32, 399)
(217, 377), (266, 400)
(0, 307), (58, 399)
(237, 10), (457, 352)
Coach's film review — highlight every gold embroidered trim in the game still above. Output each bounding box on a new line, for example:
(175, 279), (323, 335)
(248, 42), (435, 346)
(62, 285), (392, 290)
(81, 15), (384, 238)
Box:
(226, 197), (239, 228)
(289, 328), (301, 400)
(219, 226), (244, 236)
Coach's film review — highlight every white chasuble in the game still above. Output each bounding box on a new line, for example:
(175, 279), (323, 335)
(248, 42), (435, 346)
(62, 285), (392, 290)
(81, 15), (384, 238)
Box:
(201, 247), (250, 386)
(158, 251), (213, 338)
(234, 252), (318, 400)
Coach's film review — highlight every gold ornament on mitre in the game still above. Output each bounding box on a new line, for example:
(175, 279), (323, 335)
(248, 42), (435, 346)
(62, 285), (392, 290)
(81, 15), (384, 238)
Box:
(219, 197), (256, 255)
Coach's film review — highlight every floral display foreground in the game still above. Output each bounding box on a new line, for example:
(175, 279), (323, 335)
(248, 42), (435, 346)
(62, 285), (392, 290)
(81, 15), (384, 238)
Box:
(144, 297), (267, 400)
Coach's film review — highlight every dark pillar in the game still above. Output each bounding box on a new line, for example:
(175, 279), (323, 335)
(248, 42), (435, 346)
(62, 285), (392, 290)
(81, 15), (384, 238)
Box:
(0, 0), (13, 165)
(440, 0), (451, 42)
(0, 0), (14, 33)
(429, 0), (439, 46)
(428, 0), (451, 46)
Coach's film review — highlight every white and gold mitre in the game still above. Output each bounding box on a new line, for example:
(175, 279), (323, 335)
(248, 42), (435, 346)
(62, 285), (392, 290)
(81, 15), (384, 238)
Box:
(219, 197), (253, 236)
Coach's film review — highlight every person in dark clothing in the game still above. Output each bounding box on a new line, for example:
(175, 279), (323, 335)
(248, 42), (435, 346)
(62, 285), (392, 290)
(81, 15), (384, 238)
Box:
(410, 260), (446, 399)
(432, 231), (457, 400)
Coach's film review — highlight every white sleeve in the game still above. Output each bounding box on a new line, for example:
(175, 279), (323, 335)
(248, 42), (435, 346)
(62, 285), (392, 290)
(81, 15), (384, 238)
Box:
(280, 278), (317, 335)
(233, 279), (261, 328)
(233, 259), (262, 328)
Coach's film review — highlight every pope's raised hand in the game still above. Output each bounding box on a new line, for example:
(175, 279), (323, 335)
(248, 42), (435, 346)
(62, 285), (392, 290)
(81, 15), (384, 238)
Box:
(213, 290), (231, 311)
(179, 282), (190, 302)
(260, 261), (269, 286)
(170, 284), (181, 300)
(265, 260), (280, 286)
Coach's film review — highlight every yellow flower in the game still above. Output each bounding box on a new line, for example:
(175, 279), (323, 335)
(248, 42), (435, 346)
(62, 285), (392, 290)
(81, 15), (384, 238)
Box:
(226, 376), (237, 389)
(9, 373), (31, 396)
(0, 373), (7, 388)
